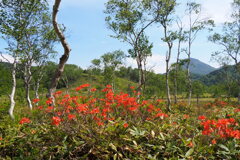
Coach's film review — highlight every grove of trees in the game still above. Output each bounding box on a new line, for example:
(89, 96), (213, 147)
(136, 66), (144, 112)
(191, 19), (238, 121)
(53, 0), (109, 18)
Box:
(0, 0), (239, 116)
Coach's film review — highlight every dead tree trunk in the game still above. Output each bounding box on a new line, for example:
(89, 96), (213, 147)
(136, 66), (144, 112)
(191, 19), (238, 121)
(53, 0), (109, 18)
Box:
(48, 0), (71, 101)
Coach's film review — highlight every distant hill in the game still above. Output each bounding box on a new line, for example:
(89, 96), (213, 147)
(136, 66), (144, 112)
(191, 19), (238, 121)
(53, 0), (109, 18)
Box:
(182, 58), (217, 75)
(200, 65), (238, 86)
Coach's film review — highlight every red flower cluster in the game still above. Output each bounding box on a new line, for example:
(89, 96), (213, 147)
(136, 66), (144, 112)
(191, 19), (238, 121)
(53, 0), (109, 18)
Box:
(46, 98), (53, 105)
(234, 108), (240, 113)
(198, 115), (206, 120)
(32, 98), (40, 104)
(19, 117), (31, 124)
(155, 112), (169, 119)
(35, 84), (168, 127)
(68, 114), (76, 120)
(204, 99), (228, 108)
(123, 123), (129, 128)
(76, 84), (90, 91)
(183, 114), (190, 119)
(200, 117), (240, 139)
(54, 91), (63, 96)
(52, 116), (61, 126)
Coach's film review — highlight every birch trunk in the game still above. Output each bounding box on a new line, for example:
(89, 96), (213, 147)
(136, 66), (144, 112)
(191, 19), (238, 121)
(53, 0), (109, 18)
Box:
(174, 39), (181, 104)
(26, 83), (32, 110)
(187, 7), (193, 106)
(163, 25), (172, 112)
(237, 64), (240, 103)
(35, 81), (40, 100)
(136, 54), (143, 93)
(24, 64), (33, 110)
(187, 53), (192, 106)
(166, 58), (171, 111)
(9, 58), (17, 119)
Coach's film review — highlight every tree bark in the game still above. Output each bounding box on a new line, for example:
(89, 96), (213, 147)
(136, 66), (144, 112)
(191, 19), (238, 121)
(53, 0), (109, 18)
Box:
(187, 18), (192, 106)
(48, 0), (71, 101)
(9, 58), (17, 119)
(174, 39), (181, 104)
(237, 65), (240, 103)
(24, 64), (33, 110)
(163, 25), (172, 112)
(35, 81), (40, 100)
(136, 54), (144, 94)
(35, 72), (43, 100)
(166, 58), (171, 111)
(187, 52), (192, 106)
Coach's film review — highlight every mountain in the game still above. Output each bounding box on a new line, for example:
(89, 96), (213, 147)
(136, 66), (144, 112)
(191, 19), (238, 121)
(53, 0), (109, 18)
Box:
(182, 58), (217, 75)
(200, 65), (237, 86)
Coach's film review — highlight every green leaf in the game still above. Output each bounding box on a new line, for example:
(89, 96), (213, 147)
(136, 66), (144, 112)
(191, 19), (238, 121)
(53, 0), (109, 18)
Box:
(185, 148), (194, 157)
(113, 153), (117, 160)
(159, 132), (165, 141)
(109, 143), (118, 152)
(218, 144), (230, 152)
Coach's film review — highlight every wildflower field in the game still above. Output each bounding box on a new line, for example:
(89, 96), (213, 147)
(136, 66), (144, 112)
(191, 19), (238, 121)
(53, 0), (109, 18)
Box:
(0, 84), (239, 159)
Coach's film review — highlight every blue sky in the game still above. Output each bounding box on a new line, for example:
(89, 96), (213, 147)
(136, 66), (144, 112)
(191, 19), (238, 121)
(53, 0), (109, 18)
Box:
(0, 0), (233, 73)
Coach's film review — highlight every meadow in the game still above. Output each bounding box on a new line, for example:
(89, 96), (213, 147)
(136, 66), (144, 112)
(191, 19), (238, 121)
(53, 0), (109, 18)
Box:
(0, 84), (239, 159)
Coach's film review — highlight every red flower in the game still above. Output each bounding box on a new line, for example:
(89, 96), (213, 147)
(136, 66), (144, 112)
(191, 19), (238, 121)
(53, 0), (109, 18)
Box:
(32, 98), (40, 104)
(90, 88), (97, 92)
(68, 114), (76, 120)
(52, 116), (61, 126)
(155, 113), (168, 118)
(76, 84), (90, 91)
(211, 139), (217, 144)
(19, 117), (31, 124)
(146, 117), (151, 121)
(46, 98), (53, 105)
(37, 106), (43, 110)
(123, 123), (129, 128)
(188, 141), (194, 147)
(46, 106), (54, 112)
(90, 108), (100, 114)
(130, 86), (135, 90)
(106, 84), (112, 88)
(57, 112), (62, 116)
(64, 94), (70, 98)
(234, 108), (240, 113)
(183, 114), (190, 119)
(76, 104), (88, 113)
(54, 91), (62, 95)
(97, 121), (104, 126)
(128, 106), (138, 112)
(0, 137), (2, 141)
(198, 115), (206, 120)
(156, 99), (163, 103)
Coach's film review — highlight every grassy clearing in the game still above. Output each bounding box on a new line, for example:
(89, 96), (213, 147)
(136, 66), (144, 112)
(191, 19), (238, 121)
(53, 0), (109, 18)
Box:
(0, 84), (239, 159)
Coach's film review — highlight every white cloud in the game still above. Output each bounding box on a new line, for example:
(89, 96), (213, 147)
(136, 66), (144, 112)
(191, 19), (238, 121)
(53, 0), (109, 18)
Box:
(125, 54), (167, 74)
(200, 0), (232, 24)
(0, 54), (14, 63)
(175, 0), (233, 29)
